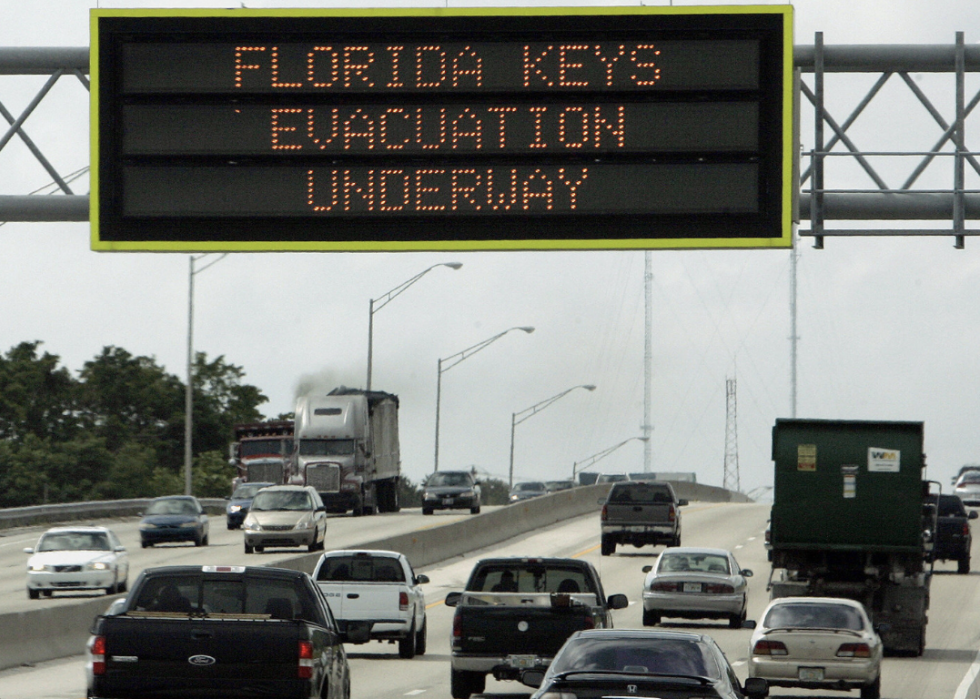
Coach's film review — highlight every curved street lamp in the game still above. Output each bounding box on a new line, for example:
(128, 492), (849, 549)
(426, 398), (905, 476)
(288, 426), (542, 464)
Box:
(508, 384), (596, 487)
(434, 326), (535, 472)
(367, 261), (462, 391)
(571, 436), (649, 482)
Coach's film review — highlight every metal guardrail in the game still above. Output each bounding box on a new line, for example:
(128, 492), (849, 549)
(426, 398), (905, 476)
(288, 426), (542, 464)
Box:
(0, 498), (228, 530)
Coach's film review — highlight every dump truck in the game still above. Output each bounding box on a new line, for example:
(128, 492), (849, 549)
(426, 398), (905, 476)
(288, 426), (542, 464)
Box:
(228, 420), (294, 489)
(768, 418), (930, 655)
(292, 387), (401, 516)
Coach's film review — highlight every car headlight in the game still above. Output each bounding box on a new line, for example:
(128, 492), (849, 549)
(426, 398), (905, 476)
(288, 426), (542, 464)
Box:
(29, 563), (46, 572)
(294, 516), (313, 530)
(88, 561), (110, 571)
(180, 521), (199, 528)
(461, 490), (475, 497)
(228, 504), (242, 513)
(423, 492), (437, 500)
(140, 523), (158, 530)
(244, 518), (261, 531)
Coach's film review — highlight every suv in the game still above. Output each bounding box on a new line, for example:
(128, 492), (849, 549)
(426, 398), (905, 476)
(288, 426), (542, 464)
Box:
(421, 470), (482, 515)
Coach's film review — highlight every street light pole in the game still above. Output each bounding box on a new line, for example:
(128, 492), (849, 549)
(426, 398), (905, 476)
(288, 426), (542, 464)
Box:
(571, 436), (649, 482)
(184, 253), (227, 496)
(433, 326), (535, 472)
(508, 384), (596, 487)
(367, 262), (462, 391)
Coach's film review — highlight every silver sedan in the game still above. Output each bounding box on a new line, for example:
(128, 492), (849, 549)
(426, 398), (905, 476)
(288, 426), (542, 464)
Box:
(641, 546), (752, 628)
(954, 472), (980, 506)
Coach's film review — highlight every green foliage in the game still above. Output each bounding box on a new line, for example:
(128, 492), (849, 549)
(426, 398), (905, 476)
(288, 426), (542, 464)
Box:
(0, 342), (269, 507)
(478, 477), (512, 506)
(398, 475), (423, 508)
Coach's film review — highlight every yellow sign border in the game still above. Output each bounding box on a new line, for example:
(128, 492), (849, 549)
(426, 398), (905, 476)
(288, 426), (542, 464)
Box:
(90, 5), (794, 253)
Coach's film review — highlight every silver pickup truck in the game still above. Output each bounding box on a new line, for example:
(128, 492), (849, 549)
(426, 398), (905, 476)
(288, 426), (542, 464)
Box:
(600, 481), (688, 555)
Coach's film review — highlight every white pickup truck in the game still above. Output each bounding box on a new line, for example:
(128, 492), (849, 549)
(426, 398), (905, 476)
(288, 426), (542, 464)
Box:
(312, 549), (429, 659)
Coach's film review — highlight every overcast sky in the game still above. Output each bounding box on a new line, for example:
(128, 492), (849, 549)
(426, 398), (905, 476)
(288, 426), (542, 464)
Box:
(0, 0), (978, 497)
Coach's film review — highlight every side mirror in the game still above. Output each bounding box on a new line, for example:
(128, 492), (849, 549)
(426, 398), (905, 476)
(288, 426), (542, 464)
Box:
(641, 565), (653, 573)
(875, 622), (892, 634)
(677, 499), (689, 506)
(597, 497), (606, 505)
(741, 569), (754, 577)
(970, 511), (978, 520)
(317, 505), (327, 512)
(743, 677), (769, 698)
(521, 670), (546, 688)
(606, 593), (629, 610)
(742, 619), (757, 629)
(445, 591), (462, 607)
(342, 621), (371, 644)
(115, 546), (127, 553)
(415, 574), (430, 585)
(23, 547), (34, 554)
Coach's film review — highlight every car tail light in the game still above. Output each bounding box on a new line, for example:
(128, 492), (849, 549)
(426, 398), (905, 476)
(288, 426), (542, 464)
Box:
(399, 591), (409, 611)
(837, 643), (871, 658)
(298, 640), (314, 678)
(452, 610), (463, 648)
(703, 583), (736, 594)
(582, 615), (595, 630)
(649, 581), (680, 592)
(600, 505), (608, 521)
(88, 635), (106, 676)
(667, 505), (676, 522)
(753, 639), (789, 656)
(964, 522), (971, 536)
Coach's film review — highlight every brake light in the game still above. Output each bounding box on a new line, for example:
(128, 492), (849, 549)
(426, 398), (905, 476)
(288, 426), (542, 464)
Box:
(837, 643), (871, 658)
(667, 505), (676, 522)
(600, 505), (608, 521)
(703, 583), (735, 594)
(964, 522), (971, 536)
(298, 641), (314, 679)
(582, 615), (595, 629)
(89, 635), (106, 676)
(753, 640), (788, 656)
(452, 610), (463, 646)
(399, 591), (409, 611)
(649, 581), (680, 592)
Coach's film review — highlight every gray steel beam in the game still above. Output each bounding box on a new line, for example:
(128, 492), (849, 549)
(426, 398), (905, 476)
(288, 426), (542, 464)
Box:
(0, 47), (88, 75)
(0, 195), (88, 221)
(799, 192), (980, 220)
(795, 44), (980, 72)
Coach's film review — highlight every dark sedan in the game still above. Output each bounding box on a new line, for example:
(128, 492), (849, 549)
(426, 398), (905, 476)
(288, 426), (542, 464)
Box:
(509, 481), (548, 503)
(422, 470), (482, 515)
(522, 629), (768, 699)
(139, 495), (209, 548)
(225, 481), (275, 529)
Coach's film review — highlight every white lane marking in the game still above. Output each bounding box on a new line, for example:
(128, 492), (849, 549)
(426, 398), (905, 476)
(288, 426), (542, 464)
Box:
(747, 537), (757, 541)
(731, 660), (746, 667)
(735, 544), (744, 549)
(404, 690), (426, 696)
(954, 649), (980, 699)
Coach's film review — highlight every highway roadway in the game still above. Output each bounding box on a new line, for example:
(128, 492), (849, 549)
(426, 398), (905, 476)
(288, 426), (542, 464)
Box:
(1, 501), (979, 699)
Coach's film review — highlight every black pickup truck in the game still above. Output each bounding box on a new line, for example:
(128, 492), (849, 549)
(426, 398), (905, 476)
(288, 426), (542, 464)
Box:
(86, 565), (352, 699)
(925, 493), (977, 573)
(445, 556), (628, 699)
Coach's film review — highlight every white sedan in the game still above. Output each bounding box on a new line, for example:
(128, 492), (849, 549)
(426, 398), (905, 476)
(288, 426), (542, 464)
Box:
(748, 596), (883, 699)
(24, 526), (129, 599)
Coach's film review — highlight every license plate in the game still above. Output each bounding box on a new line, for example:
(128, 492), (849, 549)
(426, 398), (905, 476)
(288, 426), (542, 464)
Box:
(798, 667), (825, 681)
(683, 582), (702, 593)
(507, 655), (537, 669)
(442, 497), (454, 504)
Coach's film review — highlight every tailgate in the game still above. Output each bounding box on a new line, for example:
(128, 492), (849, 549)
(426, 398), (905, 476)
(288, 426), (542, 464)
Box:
(102, 615), (301, 683)
(320, 582), (403, 622)
(606, 502), (671, 525)
(457, 602), (593, 657)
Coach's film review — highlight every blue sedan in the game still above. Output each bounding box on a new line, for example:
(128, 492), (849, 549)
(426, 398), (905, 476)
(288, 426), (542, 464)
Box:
(225, 481), (274, 529)
(140, 495), (209, 547)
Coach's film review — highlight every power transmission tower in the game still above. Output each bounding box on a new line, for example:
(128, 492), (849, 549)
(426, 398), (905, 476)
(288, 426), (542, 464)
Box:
(723, 377), (741, 493)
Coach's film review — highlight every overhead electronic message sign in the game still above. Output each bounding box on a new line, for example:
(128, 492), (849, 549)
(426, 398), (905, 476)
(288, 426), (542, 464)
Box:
(91, 6), (793, 251)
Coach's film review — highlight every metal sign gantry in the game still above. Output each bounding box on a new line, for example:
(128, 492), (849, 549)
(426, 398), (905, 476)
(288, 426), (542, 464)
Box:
(0, 36), (978, 246)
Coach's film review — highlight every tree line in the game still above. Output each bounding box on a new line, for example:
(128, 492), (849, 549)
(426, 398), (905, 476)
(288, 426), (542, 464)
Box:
(0, 341), (266, 507)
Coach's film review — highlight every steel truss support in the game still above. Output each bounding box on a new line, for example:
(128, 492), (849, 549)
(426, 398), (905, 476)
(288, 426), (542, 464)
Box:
(0, 41), (978, 247)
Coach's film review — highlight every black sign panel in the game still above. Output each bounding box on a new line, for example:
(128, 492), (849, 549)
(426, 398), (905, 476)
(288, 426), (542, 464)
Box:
(92, 7), (793, 251)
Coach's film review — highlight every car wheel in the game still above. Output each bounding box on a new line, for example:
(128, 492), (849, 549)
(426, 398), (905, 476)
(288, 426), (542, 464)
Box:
(601, 536), (615, 556)
(308, 539), (319, 552)
(642, 608), (660, 626)
(28, 588), (40, 600)
(860, 674), (881, 699)
(255, 545), (264, 553)
(194, 536), (203, 547)
(729, 612), (744, 629)
(42, 590), (53, 597)
(422, 507), (433, 515)
(959, 555), (971, 574)
(202, 534), (209, 546)
(244, 542), (254, 554)
(118, 578), (127, 593)
(470, 506), (481, 515)
(141, 541), (150, 549)
(415, 616), (427, 656)
(398, 620), (417, 659)
(450, 669), (485, 699)
(106, 577), (118, 595)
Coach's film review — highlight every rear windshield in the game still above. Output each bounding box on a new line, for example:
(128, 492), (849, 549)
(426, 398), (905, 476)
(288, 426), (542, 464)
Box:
(658, 552), (730, 574)
(609, 483), (673, 503)
(469, 565), (593, 595)
(427, 472), (473, 487)
(316, 555), (405, 582)
(764, 603), (865, 631)
(146, 498), (199, 516)
(552, 636), (719, 678)
(132, 574), (323, 624)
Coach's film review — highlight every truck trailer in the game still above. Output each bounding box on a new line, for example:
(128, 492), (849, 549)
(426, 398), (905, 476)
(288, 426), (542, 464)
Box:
(768, 418), (930, 655)
(293, 387), (401, 516)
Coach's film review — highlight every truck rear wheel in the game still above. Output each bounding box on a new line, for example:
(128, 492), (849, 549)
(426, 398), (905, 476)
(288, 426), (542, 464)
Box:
(450, 669), (485, 699)
(601, 536), (616, 556)
(959, 555), (971, 574)
(415, 617), (427, 655)
(642, 609), (660, 626)
(398, 620), (417, 659)
(860, 674), (881, 699)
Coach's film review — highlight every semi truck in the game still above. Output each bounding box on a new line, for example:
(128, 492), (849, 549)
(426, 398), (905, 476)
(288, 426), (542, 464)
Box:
(768, 418), (931, 656)
(292, 387), (401, 516)
(228, 420), (294, 488)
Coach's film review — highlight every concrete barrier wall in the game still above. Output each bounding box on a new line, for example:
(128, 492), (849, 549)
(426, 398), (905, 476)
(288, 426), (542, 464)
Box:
(0, 482), (750, 671)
